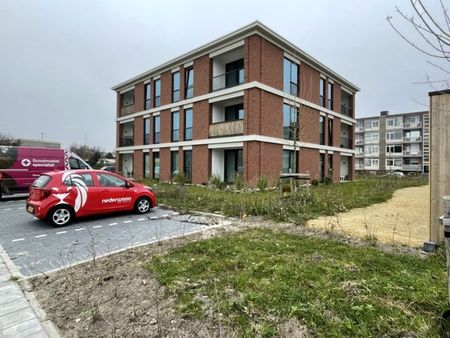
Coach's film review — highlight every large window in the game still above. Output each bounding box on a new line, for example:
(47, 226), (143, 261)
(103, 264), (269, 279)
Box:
(364, 119), (379, 129)
(386, 158), (402, 167)
(364, 145), (379, 155)
(172, 111), (179, 142)
(153, 115), (160, 144)
(319, 78), (326, 107)
(327, 82), (333, 110)
(184, 108), (193, 141)
(184, 150), (192, 181)
(319, 116), (325, 145)
(225, 103), (244, 121)
(365, 132), (379, 142)
(172, 71), (180, 102)
(154, 79), (161, 107)
(144, 153), (150, 178)
(121, 90), (134, 107)
(386, 144), (402, 154)
(328, 118), (333, 146)
(171, 151), (179, 177)
(153, 152), (160, 179)
(283, 104), (298, 140)
(386, 130), (402, 141)
(224, 149), (243, 183)
(282, 150), (296, 173)
(386, 117), (402, 128)
(144, 83), (151, 110)
(283, 58), (299, 96)
(185, 67), (194, 99)
(144, 117), (150, 145)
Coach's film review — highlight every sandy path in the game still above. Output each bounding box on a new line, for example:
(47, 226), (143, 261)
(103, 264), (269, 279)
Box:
(307, 185), (430, 247)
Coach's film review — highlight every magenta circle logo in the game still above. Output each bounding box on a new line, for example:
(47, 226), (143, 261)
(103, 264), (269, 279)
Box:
(21, 159), (31, 167)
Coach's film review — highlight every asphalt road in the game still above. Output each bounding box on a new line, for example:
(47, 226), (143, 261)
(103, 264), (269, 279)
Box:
(0, 195), (211, 277)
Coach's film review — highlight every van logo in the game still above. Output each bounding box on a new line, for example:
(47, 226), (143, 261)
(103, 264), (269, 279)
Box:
(21, 159), (31, 167)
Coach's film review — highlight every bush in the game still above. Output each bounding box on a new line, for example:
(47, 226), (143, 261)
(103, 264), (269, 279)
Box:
(323, 176), (333, 185)
(311, 179), (319, 186)
(209, 175), (226, 190)
(256, 176), (269, 192)
(173, 173), (188, 185)
(233, 173), (245, 190)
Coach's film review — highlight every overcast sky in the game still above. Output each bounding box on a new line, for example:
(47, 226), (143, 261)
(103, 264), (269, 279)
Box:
(0, 0), (446, 151)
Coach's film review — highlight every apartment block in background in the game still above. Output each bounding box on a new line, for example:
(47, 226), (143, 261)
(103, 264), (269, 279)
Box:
(112, 21), (359, 185)
(355, 110), (429, 174)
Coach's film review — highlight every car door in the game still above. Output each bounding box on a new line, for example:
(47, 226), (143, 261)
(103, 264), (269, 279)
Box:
(62, 172), (99, 216)
(95, 173), (134, 212)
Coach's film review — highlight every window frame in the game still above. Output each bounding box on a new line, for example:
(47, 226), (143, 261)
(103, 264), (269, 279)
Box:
(172, 71), (180, 102)
(154, 79), (161, 107)
(153, 115), (160, 144)
(184, 108), (193, 141)
(283, 58), (299, 96)
(185, 67), (194, 99)
(144, 83), (151, 110)
(144, 117), (150, 145)
(172, 111), (180, 142)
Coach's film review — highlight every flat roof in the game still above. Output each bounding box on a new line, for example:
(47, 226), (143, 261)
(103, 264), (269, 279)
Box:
(112, 21), (359, 92)
(357, 110), (428, 120)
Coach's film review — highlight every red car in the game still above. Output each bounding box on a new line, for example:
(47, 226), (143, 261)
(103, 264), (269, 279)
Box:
(26, 170), (156, 226)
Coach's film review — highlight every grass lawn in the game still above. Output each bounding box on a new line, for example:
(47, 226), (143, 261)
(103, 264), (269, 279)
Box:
(143, 177), (427, 225)
(147, 228), (446, 337)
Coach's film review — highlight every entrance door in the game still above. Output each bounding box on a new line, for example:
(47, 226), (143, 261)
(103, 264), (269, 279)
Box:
(224, 149), (243, 183)
(340, 157), (349, 181)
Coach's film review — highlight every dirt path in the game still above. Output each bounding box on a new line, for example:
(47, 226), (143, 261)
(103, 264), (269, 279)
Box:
(307, 185), (430, 247)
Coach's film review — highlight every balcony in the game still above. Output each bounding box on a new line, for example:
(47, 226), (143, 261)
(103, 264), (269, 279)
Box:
(355, 126), (364, 133)
(340, 136), (353, 149)
(209, 120), (243, 138)
(120, 105), (134, 117)
(119, 136), (134, 147)
(355, 152), (364, 158)
(403, 122), (422, 129)
(386, 152), (403, 157)
(403, 164), (421, 171)
(355, 139), (364, 145)
(403, 136), (421, 143)
(403, 150), (422, 156)
(340, 103), (353, 117)
(212, 68), (244, 91)
(355, 164), (364, 170)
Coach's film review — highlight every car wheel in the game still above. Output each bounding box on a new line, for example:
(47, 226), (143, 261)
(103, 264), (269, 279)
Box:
(135, 197), (151, 214)
(49, 205), (73, 226)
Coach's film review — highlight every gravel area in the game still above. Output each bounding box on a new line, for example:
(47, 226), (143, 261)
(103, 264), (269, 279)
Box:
(307, 185), (430, 247)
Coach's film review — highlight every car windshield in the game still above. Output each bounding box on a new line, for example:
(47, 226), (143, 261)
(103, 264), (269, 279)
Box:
(32, 175), (52, 188)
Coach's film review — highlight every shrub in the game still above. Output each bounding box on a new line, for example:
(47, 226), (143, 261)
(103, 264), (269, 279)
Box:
(256, 176), (269, 192)
(209, 175), (226, 190)
(324, 176), (333, 185)
(233, 173), (245, 190)
(173, 173), (188, 185)
(311, 179), (319, 186)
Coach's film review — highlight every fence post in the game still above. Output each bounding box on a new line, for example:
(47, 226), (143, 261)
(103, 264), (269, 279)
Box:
(443, 196), (450, 303)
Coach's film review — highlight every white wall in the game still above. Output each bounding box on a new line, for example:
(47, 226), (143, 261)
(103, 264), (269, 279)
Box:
(211, 149), (224, 180)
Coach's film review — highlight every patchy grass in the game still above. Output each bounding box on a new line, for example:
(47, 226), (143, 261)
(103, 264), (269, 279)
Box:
(147, 228), (446, 337)
(144, 177), (426, 225)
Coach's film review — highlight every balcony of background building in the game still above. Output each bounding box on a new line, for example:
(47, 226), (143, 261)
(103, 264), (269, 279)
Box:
(355, 163), (364, 170)
(355, 138), (364, 145)
(209, 97), (244, 138)
(403, 150), (422, 156)
(340, 90), (353, 117)
(355, 152), (364, 158)
(355, 126), (364, 133)
(403, 121), (422, 129)
(403, 164), (422, 171)
(212, 47), (244, 91)
(119, 122), (134, 147)
(403, 136), (421, 143)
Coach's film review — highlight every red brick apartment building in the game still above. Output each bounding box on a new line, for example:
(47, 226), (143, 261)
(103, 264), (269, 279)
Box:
(112, 21), (359, 185)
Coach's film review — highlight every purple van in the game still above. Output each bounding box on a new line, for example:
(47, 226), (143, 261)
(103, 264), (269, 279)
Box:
(0, 146), (91, 199)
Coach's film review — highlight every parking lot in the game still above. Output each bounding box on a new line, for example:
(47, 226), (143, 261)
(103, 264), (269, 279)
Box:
(0, 195), (215, 277)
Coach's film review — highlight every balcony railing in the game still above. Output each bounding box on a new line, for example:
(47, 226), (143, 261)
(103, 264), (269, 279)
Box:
(341, 103), (353, 117)
(209, 120), (243, 138)
(119, 136), (134, 147)
(403, 150), (422, 156)
(403, 164), (421, 171)
(403, 122), (422, 129)
(355, 139), (364, 145)
(340, 136), (353, 149)
(355, 152), (364, 157)
(403, 136), (421, 142)
(212, 68), (244, 91)
(120, 105), (134, 117)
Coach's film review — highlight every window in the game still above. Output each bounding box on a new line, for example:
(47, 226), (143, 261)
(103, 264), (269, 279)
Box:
(153, 152), (160, 179)
(154, 79), (161, 107)
(144, 117), (150, 145)
(327, 82), (333, 110)
(144, 83), (151, 110)
(328, 154), (333, 177)
(283, 104), (298, 140)
(364, 120), (379, 129)
(225, 103), (244, 121)
(319, 153), (325, 181)
(364, 158), (379, 167)
(225, 59), (244, 88)
(184, 108), (193, 141)
(282, 150), (296, 173)
(386, 130), (402, 141)
(144, 153), (150, 178)
(319, 78), (326, 107)
(96, 173), (127, 187)
(365, 132), (379, 142)
(153, 115), (160, 144)
(63, 173), (94, 187)
(328, 118), (333, 146)
(184, 150), (192, 181)
(386, 117), (402, 128)
(386, 158), (402, 167)
(185, 67), (194, 99)
(319, 116), (325, 145)
(386, 144), (402, 154)
(172, 111), (179, 142)
(121, 90), (134, 107)
(364, 145), (379, 155)
(172, 71), (180, 102)
(171, 151), (179, 177)
(283, 58), (299, 96)
(224, 149), (243, 183)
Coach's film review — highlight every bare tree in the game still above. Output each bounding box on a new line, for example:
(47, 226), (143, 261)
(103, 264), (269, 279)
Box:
(0, 133), (19, 146)
(388, 0), (450, 86)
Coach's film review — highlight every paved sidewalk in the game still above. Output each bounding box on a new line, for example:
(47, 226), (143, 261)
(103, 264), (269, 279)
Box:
(0, 246), (59, 337)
